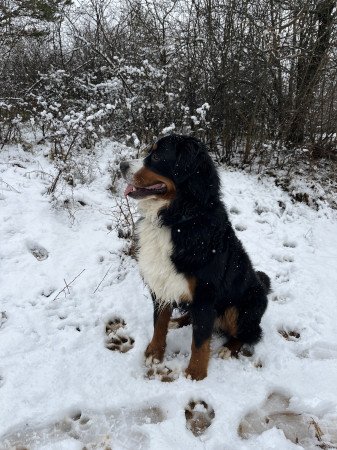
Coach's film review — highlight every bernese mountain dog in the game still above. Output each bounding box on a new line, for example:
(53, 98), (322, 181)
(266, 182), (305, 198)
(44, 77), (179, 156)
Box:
(120, 134), (270, 380)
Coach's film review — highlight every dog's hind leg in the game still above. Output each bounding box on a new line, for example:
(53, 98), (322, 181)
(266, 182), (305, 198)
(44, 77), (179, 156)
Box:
(218, 288), (268, 359)
(256, 271), (271, 294)
(216, 307), (243, 358)
(236, 288), (268, 347)
(145, 295), (172, 365)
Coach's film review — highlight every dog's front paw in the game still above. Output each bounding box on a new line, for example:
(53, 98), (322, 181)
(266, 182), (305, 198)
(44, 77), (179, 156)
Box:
(145, 343), (165, 366)
(185, 365), (207, 381)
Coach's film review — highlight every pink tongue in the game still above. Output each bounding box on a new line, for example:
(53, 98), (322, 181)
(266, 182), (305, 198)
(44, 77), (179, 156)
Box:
(124, 183), (165, 196)
(124, 184), (135, 196)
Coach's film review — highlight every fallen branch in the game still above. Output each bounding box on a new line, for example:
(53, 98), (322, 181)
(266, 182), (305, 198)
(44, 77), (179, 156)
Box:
(93, 264), (113, 294)
(0, 178), (21, 193)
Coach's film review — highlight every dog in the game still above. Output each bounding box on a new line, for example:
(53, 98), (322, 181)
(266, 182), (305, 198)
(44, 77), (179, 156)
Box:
(120, 134), (270, 380)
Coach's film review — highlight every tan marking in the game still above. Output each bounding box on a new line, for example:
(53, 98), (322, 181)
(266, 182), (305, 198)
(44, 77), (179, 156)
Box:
(145, 305), (171, 363)
(152, 142), (158, 151)
(185, 338), (210, 381)
(188, 277), (197, 295)
(215, 306), (238, 337)
(133, 166), (176, 201)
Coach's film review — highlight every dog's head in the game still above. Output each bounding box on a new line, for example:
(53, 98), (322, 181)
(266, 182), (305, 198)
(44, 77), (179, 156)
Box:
(120, 134), (208, 203)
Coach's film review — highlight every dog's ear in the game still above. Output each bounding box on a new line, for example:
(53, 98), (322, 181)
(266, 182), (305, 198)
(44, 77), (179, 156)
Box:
(173, 137), (206, 183)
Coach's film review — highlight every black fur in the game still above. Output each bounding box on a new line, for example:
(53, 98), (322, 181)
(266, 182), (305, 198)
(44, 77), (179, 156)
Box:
(145, 134), (269, 350)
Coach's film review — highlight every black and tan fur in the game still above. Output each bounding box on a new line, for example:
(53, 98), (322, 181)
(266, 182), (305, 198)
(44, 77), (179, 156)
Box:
(120, 134), (270, 380)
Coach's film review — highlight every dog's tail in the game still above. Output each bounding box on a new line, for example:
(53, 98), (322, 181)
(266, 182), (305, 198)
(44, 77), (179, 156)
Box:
(257, 271), (271, 294)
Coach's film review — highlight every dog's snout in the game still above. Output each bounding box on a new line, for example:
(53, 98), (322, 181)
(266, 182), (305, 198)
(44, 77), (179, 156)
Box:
(120, 161), (130, 176)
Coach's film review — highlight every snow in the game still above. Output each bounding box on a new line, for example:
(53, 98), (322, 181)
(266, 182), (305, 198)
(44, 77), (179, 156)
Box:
(1, 140), (337, 449)
(161, 123), (176, 135)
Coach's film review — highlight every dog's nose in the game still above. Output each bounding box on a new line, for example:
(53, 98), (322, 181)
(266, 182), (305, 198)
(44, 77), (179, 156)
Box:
(120, 161), (130, 176)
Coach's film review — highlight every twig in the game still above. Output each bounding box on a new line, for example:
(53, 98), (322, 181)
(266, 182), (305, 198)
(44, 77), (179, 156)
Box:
(47, 134), (78, 195)
(125, 195), (135, 232)
(63, 278), (71, 295)
(65, 16), (134, 96)
(0, 178), (21, 193)
(53, 269), (86, 301)
(309, 417), (337, 449)
(24, 170), (53, 180)
(93, 264), (113, 294)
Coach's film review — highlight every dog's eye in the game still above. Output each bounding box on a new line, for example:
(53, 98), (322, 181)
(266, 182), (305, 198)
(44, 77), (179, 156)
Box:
(152, 153), (160, 161)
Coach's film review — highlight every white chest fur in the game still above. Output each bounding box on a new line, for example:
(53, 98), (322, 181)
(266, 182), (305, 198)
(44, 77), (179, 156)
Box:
(137, 200), (191, 305)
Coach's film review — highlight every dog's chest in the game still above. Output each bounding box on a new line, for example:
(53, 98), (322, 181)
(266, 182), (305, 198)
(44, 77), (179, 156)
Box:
(137, 218), (190, 304)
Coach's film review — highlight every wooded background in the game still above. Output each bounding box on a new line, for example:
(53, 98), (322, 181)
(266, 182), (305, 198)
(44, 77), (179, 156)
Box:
(1, 0), (337, 167)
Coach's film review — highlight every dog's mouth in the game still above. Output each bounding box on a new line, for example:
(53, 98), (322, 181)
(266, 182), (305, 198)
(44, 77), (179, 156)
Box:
(124, 182), (167, 199)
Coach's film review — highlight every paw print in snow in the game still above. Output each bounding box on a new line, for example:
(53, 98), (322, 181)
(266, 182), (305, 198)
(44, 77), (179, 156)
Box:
(105, 318), (134, 353)
(145, 365), (178, 382)
(27, 241), (49, 261)
(278, 328), (300, 341)
(185, 400), (215, 436)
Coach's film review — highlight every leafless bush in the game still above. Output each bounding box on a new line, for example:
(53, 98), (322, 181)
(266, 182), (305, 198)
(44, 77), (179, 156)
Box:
(1, 0), (337, 170)
(109, 197), (137, 257)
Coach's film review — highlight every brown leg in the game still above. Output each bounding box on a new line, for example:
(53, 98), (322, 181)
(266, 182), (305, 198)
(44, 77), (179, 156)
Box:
(169, 312), (191, 329)
(185, 338), (211, 381)
(145, 304), (171, 364)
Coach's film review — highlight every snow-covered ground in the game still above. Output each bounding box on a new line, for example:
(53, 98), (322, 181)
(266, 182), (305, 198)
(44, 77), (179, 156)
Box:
(1, 141), (337, 450)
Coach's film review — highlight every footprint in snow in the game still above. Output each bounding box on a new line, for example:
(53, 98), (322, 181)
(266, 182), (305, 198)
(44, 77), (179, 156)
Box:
(105, 318), (134, 353)
(235, 223), (247, 232)
(238, 392), (337, 449)
(229, 206), (241, 215)
(283, 240), (297, 248)
(275, 271), (290, 283)
(41, 287), (56, 298)
(57, 322), (81, 332)
(27, 241), (49, 261)
(254, 203), (270, 215)
(0, 406), (165, 449)
(272, 253), (294, 263)
(145, 365), (178, 382)
(0, 311), (8, 329)
(299, 341), (337, 360)
(278, 328), (301, 341)
(271, 293), (292, 304)
(185, 400), (215, 437)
